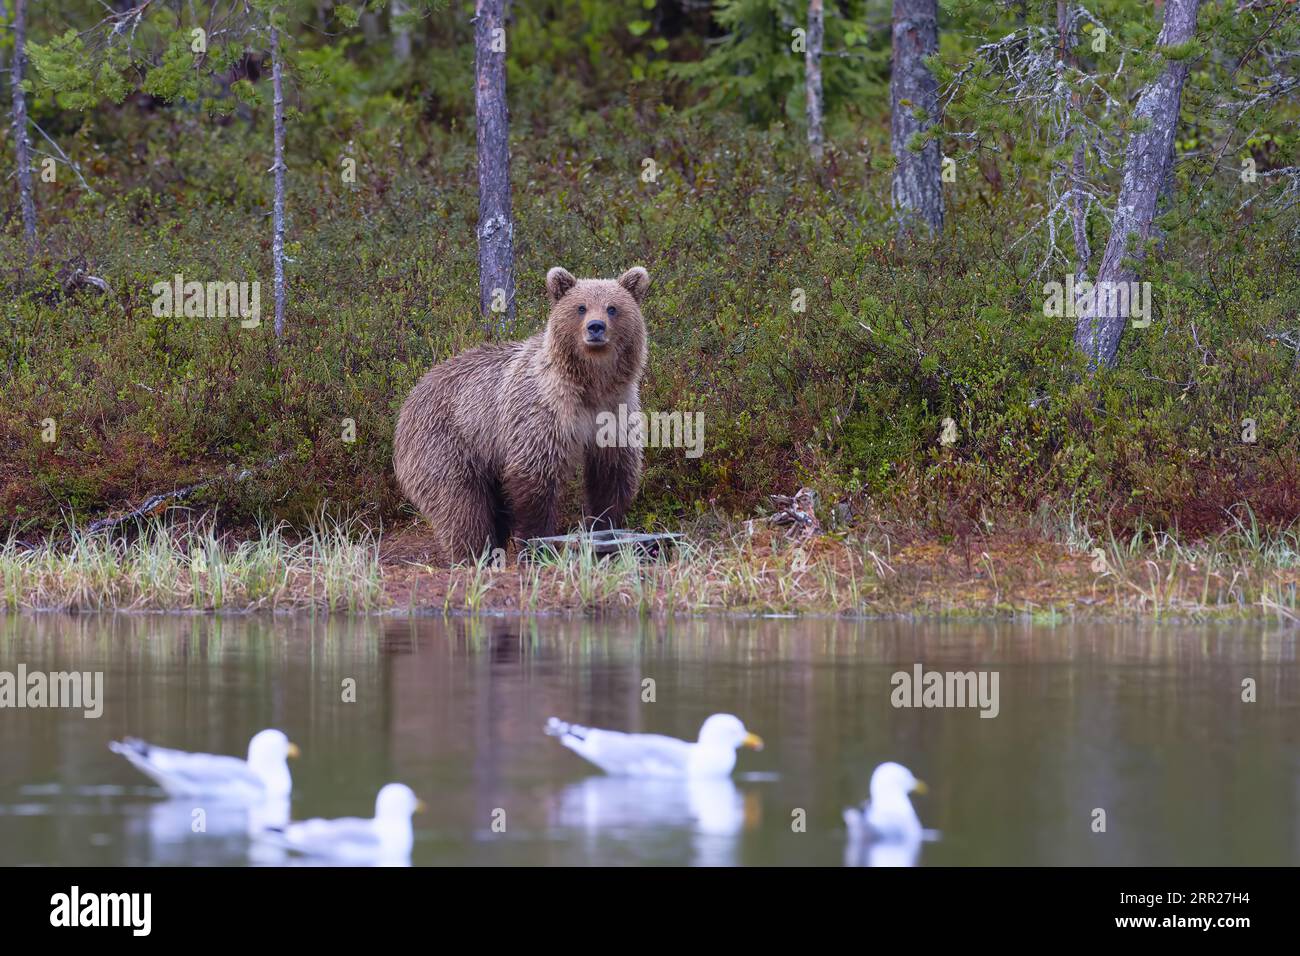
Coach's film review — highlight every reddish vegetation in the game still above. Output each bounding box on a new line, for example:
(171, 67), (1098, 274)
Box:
(1109, 476), (1300, 538)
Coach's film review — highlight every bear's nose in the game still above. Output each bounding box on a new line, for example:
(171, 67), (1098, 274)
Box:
(585, 319), (607, 340)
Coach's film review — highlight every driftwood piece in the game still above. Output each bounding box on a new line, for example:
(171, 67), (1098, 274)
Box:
(522, 529), (682, 561)
(763, 487), (822, 538)
(41, 256), (112, 304)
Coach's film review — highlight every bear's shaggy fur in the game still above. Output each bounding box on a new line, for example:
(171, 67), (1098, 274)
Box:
(393, 266), (651, 564)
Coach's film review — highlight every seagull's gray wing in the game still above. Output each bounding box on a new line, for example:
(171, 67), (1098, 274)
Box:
(109, 738), (261, 798)
(563, 726), (694, 776)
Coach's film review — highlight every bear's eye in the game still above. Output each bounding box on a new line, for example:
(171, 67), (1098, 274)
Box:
(577, 305), (587, 315)
(606, 306), (617, 317)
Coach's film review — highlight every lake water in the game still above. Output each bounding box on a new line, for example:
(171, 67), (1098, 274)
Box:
(1, 614), (1297, 866)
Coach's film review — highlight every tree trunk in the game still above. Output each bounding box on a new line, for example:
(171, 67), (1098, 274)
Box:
(805, 0), (824, 164)
(1073, 0), (1201, 370)
(392, 0), (412, 62)
(1058, 1), (1089, 294)
(11, 0), (37, 258)
(475, 0), (515, 330)
(890, 0), (943, 235)
(361, 12), (380, 43)
(271, 24), (287, 340)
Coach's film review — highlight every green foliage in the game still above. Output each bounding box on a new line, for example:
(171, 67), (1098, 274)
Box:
(140, 34), (206, 103)
(671, 0), (886, 126)
(28, 30), (131, 110)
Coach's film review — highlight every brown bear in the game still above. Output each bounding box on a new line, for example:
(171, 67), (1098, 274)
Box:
(393, 266), (651, 564)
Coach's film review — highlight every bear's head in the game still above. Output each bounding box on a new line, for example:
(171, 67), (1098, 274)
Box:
(543, 266), (650, 397)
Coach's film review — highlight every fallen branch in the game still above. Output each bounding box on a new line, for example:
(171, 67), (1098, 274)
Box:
(21, 454), (293, 551)
(83, 454), (290, 535)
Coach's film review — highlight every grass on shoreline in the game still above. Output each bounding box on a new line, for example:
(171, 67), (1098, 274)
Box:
(2, 508), (1299, 622)
(2, 517), (384, 613)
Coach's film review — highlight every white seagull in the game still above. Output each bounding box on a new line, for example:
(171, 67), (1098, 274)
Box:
(269, 783), (425, 864)
(545, 714), (764, 778)
(109, 728), (298, 803)
(843, 761), (928, 843)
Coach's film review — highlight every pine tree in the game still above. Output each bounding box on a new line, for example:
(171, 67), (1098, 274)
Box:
(1074, 0), (1203, 369)
(270, 15), (288, 341)
(891, 0), (943, 235)
(805, 0), (824, 164)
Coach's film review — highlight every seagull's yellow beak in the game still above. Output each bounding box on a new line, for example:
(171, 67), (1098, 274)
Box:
(742, 732), (765, 752)
(911, 779), (928, 795)
(415, 799), (428, 814)
(286, 743), (301, 759)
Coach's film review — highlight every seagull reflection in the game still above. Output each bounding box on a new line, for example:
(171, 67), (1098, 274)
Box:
(119, 796), (289, 866)
(553, 776), (757, 865)
(843, 832), (922, 868)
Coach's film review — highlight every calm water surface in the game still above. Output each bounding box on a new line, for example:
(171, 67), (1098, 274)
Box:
(1, 614), (1297, 866)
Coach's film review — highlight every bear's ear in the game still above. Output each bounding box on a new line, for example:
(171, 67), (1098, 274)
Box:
(617, 266), (651, 304)
(546, 267), (577, 304)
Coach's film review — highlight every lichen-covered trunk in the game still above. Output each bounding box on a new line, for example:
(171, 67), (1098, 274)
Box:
(392, 0), (412, 62)
(890, 0), (943, 235)
(805, 0), (824, 164)
(271, 24), (287, 340)
(1074, 0), (1201, 370)
(475, 0), (515, 331)
(0, 0), (9, 75)
(1058, 0), (1090, 295)
(361, 11), (380, 43)
(11, 0), (37, 257)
